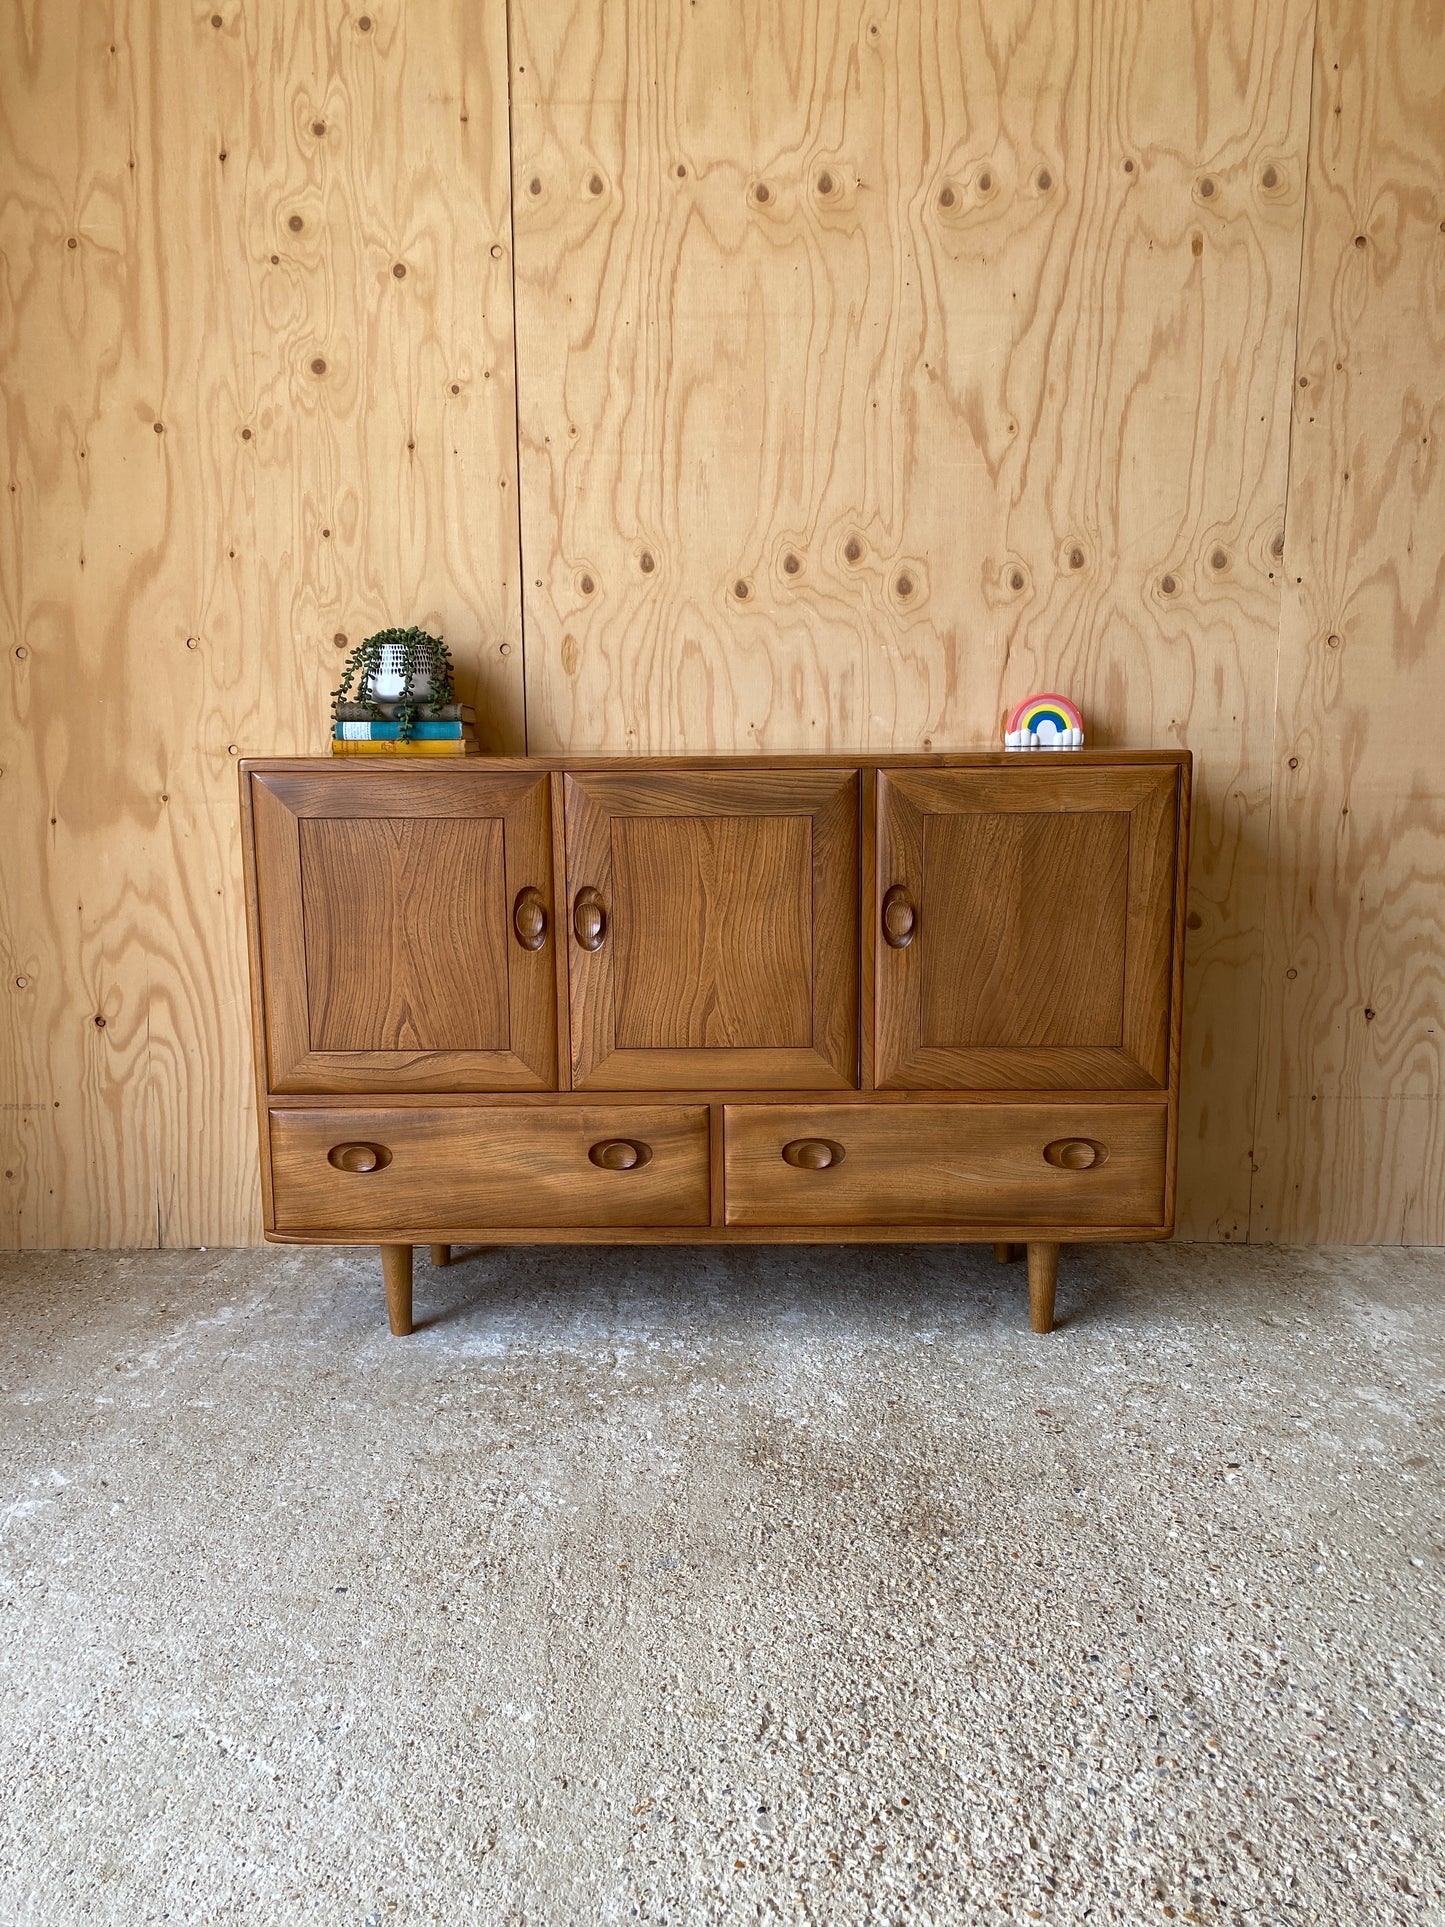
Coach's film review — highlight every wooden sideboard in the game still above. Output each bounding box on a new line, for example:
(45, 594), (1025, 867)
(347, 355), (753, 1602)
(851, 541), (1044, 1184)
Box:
(241, 753), (1190, 1335)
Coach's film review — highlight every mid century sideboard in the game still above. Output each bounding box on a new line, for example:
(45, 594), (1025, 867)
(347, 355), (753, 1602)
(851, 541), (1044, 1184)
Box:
(240, 753), (1190, 1335)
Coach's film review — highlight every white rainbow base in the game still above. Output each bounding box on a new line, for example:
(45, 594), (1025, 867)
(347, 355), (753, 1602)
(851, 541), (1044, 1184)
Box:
(1004, 722), (1085, 750)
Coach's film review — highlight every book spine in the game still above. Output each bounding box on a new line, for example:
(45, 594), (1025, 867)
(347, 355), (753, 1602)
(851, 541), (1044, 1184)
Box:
(329, 737), (478, 757)
(333, 702), (474, 723)
(335, 720), (464, 741)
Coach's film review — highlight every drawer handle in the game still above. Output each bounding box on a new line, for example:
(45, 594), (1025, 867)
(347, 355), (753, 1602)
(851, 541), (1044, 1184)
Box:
(589, 1138), (651, 1171)
(573, 886), (608, 951)
(782, 1137), (846, 1171)
(882, 884), (916, 948)
(513, 886), (549, 951)
(327, 1141), (391, 1174)
(1043, 1137), (1108, 1171)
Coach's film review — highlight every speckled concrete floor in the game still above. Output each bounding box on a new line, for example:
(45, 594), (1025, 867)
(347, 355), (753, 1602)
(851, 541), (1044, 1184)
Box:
(0, 1242), (1441, 1926)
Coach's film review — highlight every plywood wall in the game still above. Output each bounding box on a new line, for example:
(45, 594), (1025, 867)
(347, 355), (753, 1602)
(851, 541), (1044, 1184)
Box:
(2, 0), (1441, 1248)
(508, 0), (1317, 1241)
(1252, 0), (1445, 1241)
(0, 0), (524, 1248)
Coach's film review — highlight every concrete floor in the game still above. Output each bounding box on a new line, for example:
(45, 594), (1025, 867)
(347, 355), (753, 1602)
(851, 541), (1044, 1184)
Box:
(0, 1243), (1440, 1926)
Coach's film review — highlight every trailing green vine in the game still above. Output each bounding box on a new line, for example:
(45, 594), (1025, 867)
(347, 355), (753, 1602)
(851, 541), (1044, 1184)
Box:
(329, 627), (456, 740)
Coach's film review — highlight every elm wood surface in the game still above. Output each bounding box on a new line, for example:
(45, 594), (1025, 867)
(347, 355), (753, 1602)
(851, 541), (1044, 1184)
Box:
(562, 768), (858, 1090)
(269, 1106), (711, 1232)
(611, 816), (813, 1049)
(874, 766), (1179, 1090)
(240, 753), (1190, 1332)
(721, 1104), (1167, 1228)
(264, 1088), (1172, 1110)
(269, 1224), (1172, 1247)
(920, 811), (1129, 1045)
(1028, 1243), (1061, 1335)
(245, 752), (1186, 776)
(250, 770), (557, 1093)
(381, 1245), (414, 1339)
(301, 817), (509, 1052)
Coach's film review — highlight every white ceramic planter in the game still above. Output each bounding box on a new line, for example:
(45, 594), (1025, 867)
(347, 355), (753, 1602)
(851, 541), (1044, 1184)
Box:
(365, 643), (434, 703)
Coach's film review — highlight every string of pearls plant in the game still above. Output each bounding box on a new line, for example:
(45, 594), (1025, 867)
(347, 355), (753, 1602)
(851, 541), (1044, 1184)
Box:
(329, 627), (457, 741)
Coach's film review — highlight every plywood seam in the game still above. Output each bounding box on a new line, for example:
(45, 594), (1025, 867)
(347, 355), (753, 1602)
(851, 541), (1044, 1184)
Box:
(502, 0), (529, 755)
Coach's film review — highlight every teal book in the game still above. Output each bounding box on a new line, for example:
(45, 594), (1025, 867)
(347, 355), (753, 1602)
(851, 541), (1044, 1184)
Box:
(334, 719), (464, 741)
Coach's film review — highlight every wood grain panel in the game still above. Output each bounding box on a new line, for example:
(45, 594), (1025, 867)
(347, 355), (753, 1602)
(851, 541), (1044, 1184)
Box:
(920, 811), (1129, 1048)
(300, 817), (509, 1052)
(510, 0), (1315, 1238)
(875, 764), (1178, 1090)
(563, 767), (858, 1088)
(0, 0), (521, 1247)
(612, 815), (813, 1050)
(1252, 0), (1445, 1241)
(270, 1104), (711, 1231)
(723, 1103), (1168, 1228)
(252, 767), (556, 1093)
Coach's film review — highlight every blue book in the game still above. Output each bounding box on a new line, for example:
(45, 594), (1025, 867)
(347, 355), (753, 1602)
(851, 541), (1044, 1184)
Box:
(334, 719), (464, 741)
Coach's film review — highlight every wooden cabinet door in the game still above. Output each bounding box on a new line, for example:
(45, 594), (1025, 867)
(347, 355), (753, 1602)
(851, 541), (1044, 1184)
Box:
(874, 764), (1180, 1090)
(564, 768), (859, 1090)
(249, 769), (557, 1093)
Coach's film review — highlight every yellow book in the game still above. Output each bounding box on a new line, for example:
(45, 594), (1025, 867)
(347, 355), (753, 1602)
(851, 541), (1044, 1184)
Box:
(330, 732), (480, 758)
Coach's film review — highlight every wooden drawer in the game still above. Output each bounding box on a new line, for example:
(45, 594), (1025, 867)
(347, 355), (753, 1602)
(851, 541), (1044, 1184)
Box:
(270, 1106), (710, 1232)
(723, 1104), (1167, 1228)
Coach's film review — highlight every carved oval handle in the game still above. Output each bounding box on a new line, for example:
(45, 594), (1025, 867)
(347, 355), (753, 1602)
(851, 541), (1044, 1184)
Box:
(513, 886), (548, 952)
(782, 1137), (846, 1171)
(573, 886), (608, 951)
(1043, 1138), (1108, 1171)
(882, 884), (916, 948)
(327, 1142), (390, 1174)
(589, 1138), (651, 1171)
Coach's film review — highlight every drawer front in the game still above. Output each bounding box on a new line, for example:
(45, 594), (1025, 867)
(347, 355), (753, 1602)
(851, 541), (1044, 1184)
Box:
(271, 1106), (710, 1232)
(723, 1104), (1167, 1228)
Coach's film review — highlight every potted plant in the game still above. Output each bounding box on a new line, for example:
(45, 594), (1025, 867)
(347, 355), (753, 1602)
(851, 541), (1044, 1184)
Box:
(330, 627), (457, 741)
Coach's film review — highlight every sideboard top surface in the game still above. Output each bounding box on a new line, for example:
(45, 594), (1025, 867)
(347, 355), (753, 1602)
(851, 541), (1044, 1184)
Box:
(242, 749), (1190, 776)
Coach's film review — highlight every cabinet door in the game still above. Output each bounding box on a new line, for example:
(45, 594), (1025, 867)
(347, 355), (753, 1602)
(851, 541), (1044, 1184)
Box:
(874, 764), (1179, 1090)
(250, 769), (557, 1092)
(564, 768), (858, 1090)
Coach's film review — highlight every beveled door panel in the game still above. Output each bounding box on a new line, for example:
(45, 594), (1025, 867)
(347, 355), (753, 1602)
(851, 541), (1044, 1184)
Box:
(564, 768), (859, 1089)
(875, 765), (1178, 1090)
(611, 815), (814, 1049)
(251, 769), (557, 1092)
(301, 817), (510, 1052)
(920, 810), (1130, 1049)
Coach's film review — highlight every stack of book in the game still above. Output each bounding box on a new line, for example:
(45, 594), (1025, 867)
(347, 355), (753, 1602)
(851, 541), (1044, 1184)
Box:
(332, 701), (480, 757)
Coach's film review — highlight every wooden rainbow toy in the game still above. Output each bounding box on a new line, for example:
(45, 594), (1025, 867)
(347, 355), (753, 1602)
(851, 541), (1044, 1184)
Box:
(1004, 692), (1084, 750)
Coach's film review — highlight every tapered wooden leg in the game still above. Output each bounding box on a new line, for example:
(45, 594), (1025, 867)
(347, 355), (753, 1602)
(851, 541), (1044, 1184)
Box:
(380, 1244), (414, 1337)
(993, 1242), (1022, 1264)
(429, 1244), (451, 1268)
(1027, 1242), (1059, 1334)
